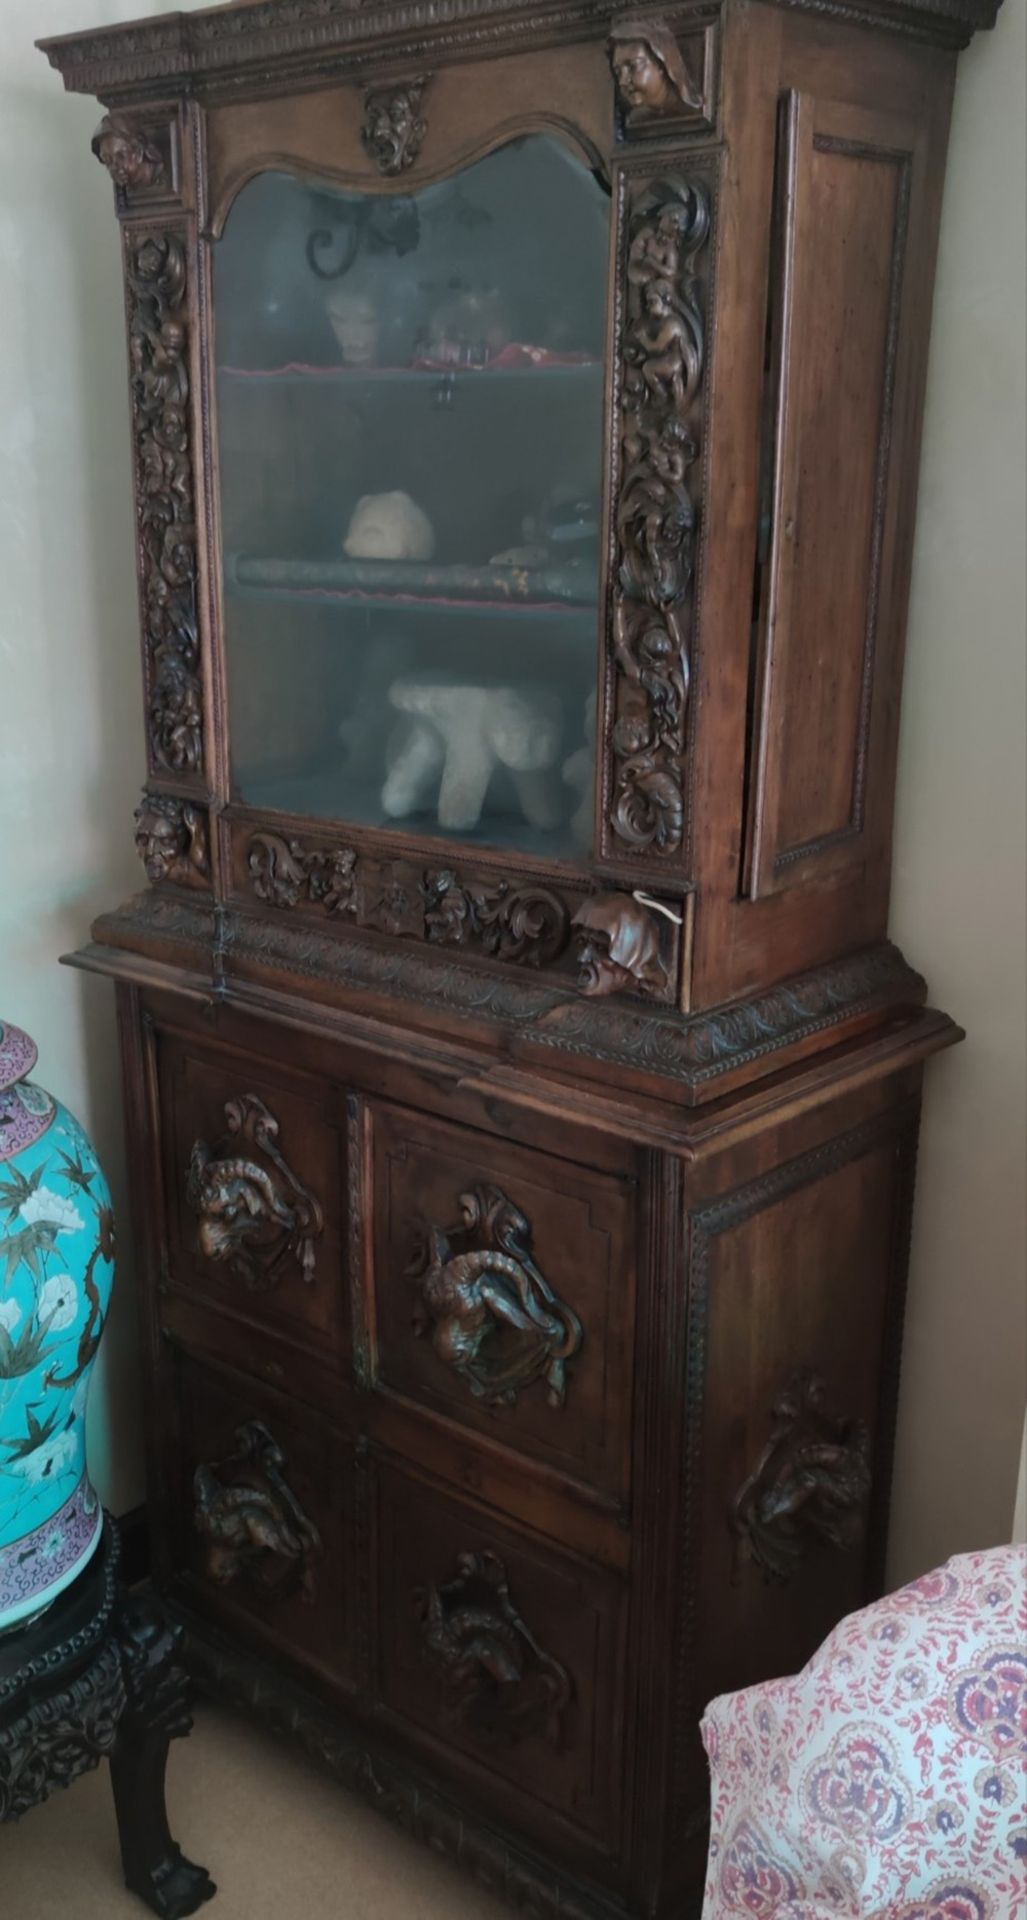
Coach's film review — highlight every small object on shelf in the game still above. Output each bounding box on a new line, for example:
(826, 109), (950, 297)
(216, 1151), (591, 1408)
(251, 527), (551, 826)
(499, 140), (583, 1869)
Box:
(325, 287), (380, 366)
(0, 1021), (115, 1632)
(562, 690), (597, 848)
(416, 284), (509, 368)
(343, 491), (436, 562)
(383, 674), (564, 833)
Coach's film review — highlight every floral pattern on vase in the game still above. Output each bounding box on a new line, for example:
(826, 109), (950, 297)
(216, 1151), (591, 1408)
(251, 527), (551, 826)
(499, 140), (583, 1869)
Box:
(0, 1021), (114, 1631)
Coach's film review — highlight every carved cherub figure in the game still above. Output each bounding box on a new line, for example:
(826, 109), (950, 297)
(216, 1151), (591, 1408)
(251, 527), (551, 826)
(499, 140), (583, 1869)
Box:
(637, 279), (698, 412)
(573, 893), (668, 998)
(609, 21), (703, 119)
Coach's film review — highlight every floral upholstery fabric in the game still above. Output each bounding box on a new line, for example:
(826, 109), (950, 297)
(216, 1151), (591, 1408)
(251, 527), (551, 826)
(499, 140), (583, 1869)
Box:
(700, 1546), (1027, 1919)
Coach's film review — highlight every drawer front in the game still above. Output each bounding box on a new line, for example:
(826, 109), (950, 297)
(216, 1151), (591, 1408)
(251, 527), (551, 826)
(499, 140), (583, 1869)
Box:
(374, 1459), (626, 1853)
(370, 1104), (637, 1503)
(157, 1339), (356, 1693)
(158, 1029), (351, 1374)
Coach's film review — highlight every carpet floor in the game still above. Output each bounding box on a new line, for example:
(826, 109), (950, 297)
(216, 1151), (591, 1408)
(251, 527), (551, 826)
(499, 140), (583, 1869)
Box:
(1, 1702), (508, 1920)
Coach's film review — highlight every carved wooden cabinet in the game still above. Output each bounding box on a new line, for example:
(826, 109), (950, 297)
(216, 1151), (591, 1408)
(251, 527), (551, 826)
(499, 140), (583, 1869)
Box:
(39, 0), (998, 1910)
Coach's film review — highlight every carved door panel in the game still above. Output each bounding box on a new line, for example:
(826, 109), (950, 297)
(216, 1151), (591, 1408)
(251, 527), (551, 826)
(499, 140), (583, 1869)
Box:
(369, 1104), (637, 1503)
(158, 1031), (350, 1374)
(374, 1459), (625, 1855)
(158, 1339), (356, 1692)
(743, 94), (920, 898)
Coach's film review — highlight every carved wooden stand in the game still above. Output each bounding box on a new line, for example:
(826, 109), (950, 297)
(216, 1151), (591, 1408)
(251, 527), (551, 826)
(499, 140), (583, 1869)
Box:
(0, 1517), (215, 1920)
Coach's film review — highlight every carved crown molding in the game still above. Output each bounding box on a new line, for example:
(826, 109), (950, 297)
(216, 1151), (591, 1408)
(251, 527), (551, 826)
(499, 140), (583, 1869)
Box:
(38, 0), (999, 106)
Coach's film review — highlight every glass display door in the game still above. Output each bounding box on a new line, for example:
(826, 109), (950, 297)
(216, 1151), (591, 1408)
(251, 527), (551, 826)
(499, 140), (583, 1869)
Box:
(215, 135), (610, 862)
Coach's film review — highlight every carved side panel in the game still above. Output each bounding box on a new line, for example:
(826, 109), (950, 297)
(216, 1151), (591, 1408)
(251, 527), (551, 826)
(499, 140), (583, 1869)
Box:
(124, 227), (203, 783)
(600, 166), (715, 874)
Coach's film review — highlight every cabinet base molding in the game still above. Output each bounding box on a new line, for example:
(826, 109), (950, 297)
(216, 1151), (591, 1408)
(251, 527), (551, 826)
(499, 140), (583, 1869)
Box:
(178, 1606), (670, 1920)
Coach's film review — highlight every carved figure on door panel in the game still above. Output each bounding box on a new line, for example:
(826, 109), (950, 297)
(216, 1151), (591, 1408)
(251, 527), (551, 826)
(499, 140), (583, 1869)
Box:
(407, 1184), (582, 1409)
(186, 1093), (324, 1292)
(417, 1550), (571, 1749)
(193, 1421), (322, 1600)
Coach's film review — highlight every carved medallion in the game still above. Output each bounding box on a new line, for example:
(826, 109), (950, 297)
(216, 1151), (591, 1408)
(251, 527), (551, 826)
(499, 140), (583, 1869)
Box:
(731, 1370), (872, 1583)
(186, 1093), (324, 1292)
(417, 1550), (571, 1748)
(91, 112), (167, 192)
(609, 20), (703, 129)
(362, 77), (429, 175)
(407, 1184), (582, 1410)
(125, 230), (202, 778)
(134, 791), (209, 892)
(572, 893), (668, 998)
(193, 1421), (322, 1600)
(607, 174), (710, 860)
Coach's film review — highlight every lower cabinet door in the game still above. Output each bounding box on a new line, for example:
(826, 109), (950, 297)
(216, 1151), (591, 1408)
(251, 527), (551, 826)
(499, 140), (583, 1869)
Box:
(158, 1338), (356, 1695)
(373, 1457), (627, 1861)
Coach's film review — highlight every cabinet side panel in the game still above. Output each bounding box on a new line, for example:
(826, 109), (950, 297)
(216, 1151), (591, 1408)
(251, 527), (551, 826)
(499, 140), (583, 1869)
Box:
(747, 96), (912, 892)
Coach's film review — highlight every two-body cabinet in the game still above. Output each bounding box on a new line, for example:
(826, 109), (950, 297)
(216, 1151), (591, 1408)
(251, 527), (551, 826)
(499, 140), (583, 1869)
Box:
(38, 0), (997, 1910)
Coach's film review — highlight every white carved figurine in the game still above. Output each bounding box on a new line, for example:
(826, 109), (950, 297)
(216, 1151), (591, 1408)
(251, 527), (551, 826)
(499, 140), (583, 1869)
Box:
(343, 490), (436, 561)
(382, 674), (564, 833)
(561, 690), (597, 848)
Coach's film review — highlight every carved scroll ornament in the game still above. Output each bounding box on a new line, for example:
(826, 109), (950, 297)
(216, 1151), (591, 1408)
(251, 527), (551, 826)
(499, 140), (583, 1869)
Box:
(362, 77), (429, 175)
(417, 1550), (571, 1749)
(134, 791), (209, 891)
(126, 230), (202, 778)
(186, 1094), (324, 1292)
(608, 175), (710, 859)
(92, 112), (167, 191)
(407, 1185), (582, 1410)
(193, 1421), (322, 1600)
(731, 1370), (872, 1583)
(609, 20), (703, 126)
(572, 893), (668, 998)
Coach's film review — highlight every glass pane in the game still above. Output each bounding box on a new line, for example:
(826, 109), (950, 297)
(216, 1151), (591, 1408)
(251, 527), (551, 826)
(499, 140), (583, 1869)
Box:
(215, 136), (608, 860)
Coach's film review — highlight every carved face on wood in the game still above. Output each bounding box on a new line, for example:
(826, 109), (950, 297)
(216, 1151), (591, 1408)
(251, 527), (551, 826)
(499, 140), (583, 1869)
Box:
(133, 793), (208, 890)
(609, 23), (702, 119)
(91, 113), (165, 190)
(361, 81), (428, 176)
(572, 894), (668, 998)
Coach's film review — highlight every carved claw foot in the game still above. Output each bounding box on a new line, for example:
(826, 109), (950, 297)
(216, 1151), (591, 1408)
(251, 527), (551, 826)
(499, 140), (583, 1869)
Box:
(110, 1590), (218, 1916)
(123, 1846), (217, 1920)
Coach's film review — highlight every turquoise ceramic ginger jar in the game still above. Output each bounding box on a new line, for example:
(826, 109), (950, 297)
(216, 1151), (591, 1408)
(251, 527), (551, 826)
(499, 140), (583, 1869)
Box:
(0, 1022), (114, 1632)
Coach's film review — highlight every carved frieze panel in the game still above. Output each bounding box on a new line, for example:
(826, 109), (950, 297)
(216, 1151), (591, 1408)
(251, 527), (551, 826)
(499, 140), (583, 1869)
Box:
(731, 1370), (872, 1582)
(192, 1420), (322, 1600)
(407, 1183), (583, 1409)
(240, 829), (677, 997)
(417, 1550), (572, 1749)
(361, 77), (430, 175)
(134, 790), (210, 892)
(608, 18), (717, 139)
(186, 1093), (325, 1291)
(602, 168), (713, 872)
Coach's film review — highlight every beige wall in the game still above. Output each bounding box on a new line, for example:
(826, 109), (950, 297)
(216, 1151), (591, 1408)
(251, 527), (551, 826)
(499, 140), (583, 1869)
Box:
(3, 0), (1025, 1562)
(887, 0), (1027, 1582)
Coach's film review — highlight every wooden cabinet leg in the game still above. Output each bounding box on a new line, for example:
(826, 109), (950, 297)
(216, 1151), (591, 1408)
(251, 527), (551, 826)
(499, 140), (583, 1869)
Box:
(110, 1592), (216, 1919)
